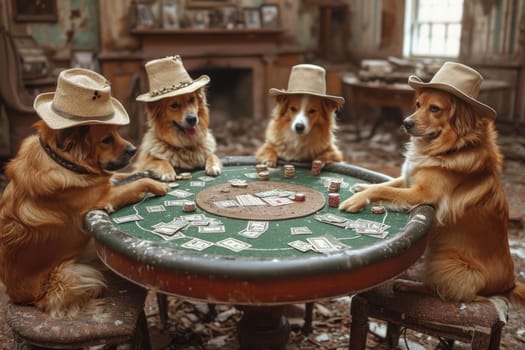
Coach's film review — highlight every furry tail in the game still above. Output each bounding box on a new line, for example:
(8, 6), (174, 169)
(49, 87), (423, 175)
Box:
(506, 281), (525, 308)
(36, 262), (106, 319)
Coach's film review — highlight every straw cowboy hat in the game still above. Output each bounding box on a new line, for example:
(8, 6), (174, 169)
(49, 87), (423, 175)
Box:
(136, 55), (210, 102)
(408, 61), (496, 119)
(33, 68), (129, 129)
(269, 64), (345, 105)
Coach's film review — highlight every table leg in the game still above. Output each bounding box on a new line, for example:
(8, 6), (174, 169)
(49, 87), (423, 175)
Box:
(237, 305), (290, 350)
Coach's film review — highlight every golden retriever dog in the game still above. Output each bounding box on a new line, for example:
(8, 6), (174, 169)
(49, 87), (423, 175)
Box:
(0, 67), (169, 318)
(256, 64), (344, 167)
(0, 122), (168, 318)
(340, 62), (525, 306)
(133, 56), (222, 181)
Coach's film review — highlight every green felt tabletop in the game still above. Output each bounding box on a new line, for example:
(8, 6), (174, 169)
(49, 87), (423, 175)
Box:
(86, 157), (434, 280)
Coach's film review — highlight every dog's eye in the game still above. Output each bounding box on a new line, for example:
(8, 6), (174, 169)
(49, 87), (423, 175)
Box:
(415, 101), (421, 109)
(308, 108), (317, 114)
(188, 96), (196, 104)
(102, 135), (114, 145)
(430, 105), (441, 113)
(170, 102), (180, 110)
(290, 106), (298, 112)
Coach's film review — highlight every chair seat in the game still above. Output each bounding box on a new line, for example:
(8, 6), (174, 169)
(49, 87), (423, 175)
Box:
(6, 272), (150, 348)
(349, 279), (509, 350)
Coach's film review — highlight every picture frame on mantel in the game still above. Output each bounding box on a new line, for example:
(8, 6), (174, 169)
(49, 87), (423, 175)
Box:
(12, 0), (57, 22)
(186, 0), (233, 8)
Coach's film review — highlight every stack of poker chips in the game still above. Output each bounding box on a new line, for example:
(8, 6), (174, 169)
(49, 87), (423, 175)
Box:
(256, 164), (268, 174)
(328, 193), (340, 207)
(293, 192), (305, 201)
(283, 164), (296, 178)
(180, 172), (192, 180)
(257, 171), (270, 181)
(183, 201), (196, 212)
(328, 179), (342, 193)
(311, 160), (322, 176)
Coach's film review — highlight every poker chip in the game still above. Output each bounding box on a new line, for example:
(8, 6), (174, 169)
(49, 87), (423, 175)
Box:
(328, 180), (342, 193)
(183, 201), (196, 212)
(371, 205), (385, 214)
(230, 179), (248, 188)
(283, 164), (296, 178)
(328, 193), (340, 207)
(293, 192), (305, 201)
(256, 164), (268, 174)
(257, 171), (270, 181)
(180, 172), (192, 180)
(311, 160), (322, 176)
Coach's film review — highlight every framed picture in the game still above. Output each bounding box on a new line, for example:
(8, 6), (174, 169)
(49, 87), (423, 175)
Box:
(187, 0), (233, 8)
(221, 5), (237, 29)
(260, 4), (280, 29)
(162, 0), (180, 29)
(243, 7), (261, 29)
(12, 0), (57, 22)
(135, 3), (156, 28)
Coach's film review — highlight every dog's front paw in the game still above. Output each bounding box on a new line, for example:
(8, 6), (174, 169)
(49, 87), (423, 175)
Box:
(104, 204), (116, 213)
(206, 165), (222, 177)
(145, 180), (170, 196)
(259, 156), (277, 168)
(351, 183), (372, 193)
(339, 192), (369, 212)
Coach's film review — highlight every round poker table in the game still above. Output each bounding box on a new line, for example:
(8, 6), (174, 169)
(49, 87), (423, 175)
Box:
(85, 156), (434, 349)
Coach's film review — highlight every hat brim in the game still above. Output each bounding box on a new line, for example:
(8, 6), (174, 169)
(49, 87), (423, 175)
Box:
(136, 75), (210, 102)
(34, 93), (130, 130)
(268, 88), (345, 105)
(408, 75), (496, 119)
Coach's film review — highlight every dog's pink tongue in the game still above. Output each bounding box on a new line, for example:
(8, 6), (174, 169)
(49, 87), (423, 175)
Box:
(184, 127), (196, 136)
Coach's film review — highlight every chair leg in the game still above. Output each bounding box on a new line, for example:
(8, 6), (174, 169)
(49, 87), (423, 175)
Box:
(385, 322), (401, 348)
(488, 325), (504, 350)
(349, 295), (369, 350)
(132, 310), (152, 350)
(157, 293), (168, 329)
(302, 302), (314, 334)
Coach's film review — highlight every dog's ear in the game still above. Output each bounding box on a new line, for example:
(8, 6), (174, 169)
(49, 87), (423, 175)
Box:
(197, 87), (208, 105)
(146, 100), (164, 121)
(275, 95), (289, 117)
(56, 126), (91, 152)
(449, 97), (480, 137)
(322, 98), (342, 115)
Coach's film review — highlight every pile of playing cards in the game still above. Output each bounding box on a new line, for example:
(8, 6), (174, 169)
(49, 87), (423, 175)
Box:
(213, 188), (298, 208)
(288, 234), (349, 254)
(315, 213), (390, 238)
(150, 213), (224, 240)
(238, 221), (269, 238)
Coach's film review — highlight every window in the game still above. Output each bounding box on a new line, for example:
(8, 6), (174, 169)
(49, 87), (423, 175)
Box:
(404, 0), (463, 57)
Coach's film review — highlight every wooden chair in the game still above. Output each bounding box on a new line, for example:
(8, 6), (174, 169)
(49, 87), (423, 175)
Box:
(349, 279), (509, 350)
(5, 272), (151, 349)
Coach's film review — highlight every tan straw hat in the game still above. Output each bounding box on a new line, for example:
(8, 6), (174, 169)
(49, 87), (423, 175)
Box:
(136, 55), (210, 102)
(33, 68), (129, 129)
(269, 64), (345, 104)
(408, 61), (496, 119)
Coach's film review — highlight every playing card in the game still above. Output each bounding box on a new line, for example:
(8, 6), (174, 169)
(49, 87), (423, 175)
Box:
(288, 240), (312, 252)
(198, 176), (216, 182)
(216, 238), (251, 252)
(168, 189), (193, 198)
(291, 226), (313, 235)
(235, 194), (266, 206)
(246, 221), (269, 232)
(307, 236), (338, 253)
(181, 238), (214, 251)
(214, 200), (239, 208)
(198, 225), (225, 233)
(190, 181), (206, 187)
(238, 229), (264, 239)
(263, 196), (294, 206)
(146, 205), (166, 213)
(112, 214), (143, 224)
(164, 199), (190, 206)
(180, 214), (207, 222)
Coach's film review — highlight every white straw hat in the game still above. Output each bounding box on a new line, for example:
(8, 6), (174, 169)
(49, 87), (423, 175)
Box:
(136, 55), (210, 102)
(33, 68), (129, 129)
(269, 64), (344, 104)
(408, 61), (496, 119)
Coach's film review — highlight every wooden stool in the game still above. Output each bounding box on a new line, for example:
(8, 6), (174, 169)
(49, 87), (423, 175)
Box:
(6, 272), (151, 349)
(349, 279), (508, 350)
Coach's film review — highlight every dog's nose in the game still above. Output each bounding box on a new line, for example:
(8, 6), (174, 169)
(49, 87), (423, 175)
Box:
(186, 114), (197, 126)
(295, 123), (305, 133)
(403, 119), (415, 130)
(126, 145), (136, 157)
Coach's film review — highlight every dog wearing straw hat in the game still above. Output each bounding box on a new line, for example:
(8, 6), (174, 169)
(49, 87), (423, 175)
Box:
(255, 64), (344, 167)
(132, 55), (222, 180)
(0, 68), (169, 318)
(340, 62), (525, 307)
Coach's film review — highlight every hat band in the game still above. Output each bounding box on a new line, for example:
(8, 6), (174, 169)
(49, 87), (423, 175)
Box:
(150, 80), (193, 97)
(51, 103), (115, 123)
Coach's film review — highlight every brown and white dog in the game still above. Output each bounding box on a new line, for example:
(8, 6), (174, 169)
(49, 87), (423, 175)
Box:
(256, 64), (344, 167)
(133, 56), (222, 181)
(0, 69), (168, 318)
(340, 62), (525, 306)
